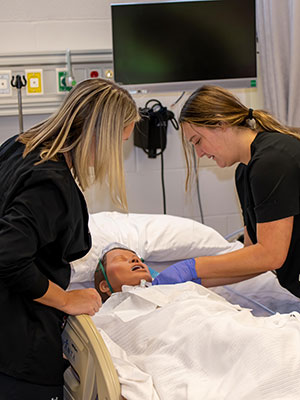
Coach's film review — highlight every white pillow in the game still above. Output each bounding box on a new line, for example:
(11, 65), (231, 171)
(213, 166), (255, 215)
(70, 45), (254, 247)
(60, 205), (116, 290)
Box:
(70, 212), (243, 283)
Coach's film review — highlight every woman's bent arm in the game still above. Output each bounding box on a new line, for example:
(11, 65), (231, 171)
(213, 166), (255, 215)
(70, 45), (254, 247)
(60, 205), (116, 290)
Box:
(34, 280), (102, 316)
(195, 216), (293, 279)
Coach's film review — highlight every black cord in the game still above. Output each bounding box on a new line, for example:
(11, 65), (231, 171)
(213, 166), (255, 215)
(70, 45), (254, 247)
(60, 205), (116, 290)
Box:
(137, 98), (180, 214)
(158, 114), (167, 214)
(160, 150), (166, 214)
(145, 99), (163, 109)
(171, 91), (185, 107)
(192, 147), (204, 223)
(140, 109), (167, 213)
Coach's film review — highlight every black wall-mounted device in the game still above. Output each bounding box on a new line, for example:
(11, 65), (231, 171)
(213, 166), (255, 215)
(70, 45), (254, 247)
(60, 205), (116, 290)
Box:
(134, 99), (179, 158)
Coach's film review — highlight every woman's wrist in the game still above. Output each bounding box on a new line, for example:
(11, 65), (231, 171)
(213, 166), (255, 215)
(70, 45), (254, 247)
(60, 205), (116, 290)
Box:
(34, 280), (68, 311)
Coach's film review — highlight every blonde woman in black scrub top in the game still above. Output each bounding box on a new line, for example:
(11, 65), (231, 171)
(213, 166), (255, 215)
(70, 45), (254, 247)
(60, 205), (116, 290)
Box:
(0, 78), (139, 400)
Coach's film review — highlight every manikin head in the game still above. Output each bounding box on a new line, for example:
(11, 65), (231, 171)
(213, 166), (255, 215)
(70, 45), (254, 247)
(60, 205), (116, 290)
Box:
(94, 244), (152, 302)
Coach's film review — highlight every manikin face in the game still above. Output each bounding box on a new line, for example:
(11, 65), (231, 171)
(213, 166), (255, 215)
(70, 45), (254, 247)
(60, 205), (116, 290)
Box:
(104, 249), (152, 293)
(182, 122), (238, 168)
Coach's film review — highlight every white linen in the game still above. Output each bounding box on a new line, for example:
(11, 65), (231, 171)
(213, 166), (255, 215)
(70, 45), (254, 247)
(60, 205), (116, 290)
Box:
(212, 271), (300, 316)
(92, 283), (300, 400)
(70, 211), (243, 283)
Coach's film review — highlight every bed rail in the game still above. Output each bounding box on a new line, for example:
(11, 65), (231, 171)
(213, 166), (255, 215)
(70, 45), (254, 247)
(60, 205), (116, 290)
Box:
(62, 314), (121, 400)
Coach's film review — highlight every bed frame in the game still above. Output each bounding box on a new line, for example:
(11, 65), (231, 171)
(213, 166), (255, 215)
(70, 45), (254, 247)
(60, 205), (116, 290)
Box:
(62, 314), (122, 400)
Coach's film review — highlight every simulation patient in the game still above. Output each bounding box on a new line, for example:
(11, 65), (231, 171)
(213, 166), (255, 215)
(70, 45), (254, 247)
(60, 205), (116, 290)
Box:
(94, 242), (205, 302)
(93, 244), (300, 400)
(94, 243), (158, 302)
(94, 243), (254, 302)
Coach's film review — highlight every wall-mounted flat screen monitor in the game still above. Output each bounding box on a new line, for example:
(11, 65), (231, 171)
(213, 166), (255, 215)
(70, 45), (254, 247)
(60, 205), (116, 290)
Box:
(111, 0), (257, 92)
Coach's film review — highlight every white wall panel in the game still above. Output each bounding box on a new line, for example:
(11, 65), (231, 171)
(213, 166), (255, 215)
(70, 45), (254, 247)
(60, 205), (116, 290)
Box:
(0, 0), (111, 21)
(227, 214), (244, 236)
(200, 215), (229, 237)
(0, 114), (49, 143)
(35, 20), (112, 51)
(125, 170), (170, 214)
(0, 23), (36, 52)
(198, 166), (240, 216)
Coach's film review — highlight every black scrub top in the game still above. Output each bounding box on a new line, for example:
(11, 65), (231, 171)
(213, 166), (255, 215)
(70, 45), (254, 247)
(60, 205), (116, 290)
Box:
(0, 135), (91, 385)
(236, 130), (300, 298)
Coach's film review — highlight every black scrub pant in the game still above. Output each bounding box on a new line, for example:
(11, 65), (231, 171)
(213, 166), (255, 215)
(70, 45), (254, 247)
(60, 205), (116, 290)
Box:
(0, 372), (63, 400)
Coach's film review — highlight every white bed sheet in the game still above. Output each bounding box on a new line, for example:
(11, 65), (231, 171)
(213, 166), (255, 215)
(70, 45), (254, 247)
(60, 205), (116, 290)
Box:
(92, 282), (300, 400)
(211, 271), (300, 316)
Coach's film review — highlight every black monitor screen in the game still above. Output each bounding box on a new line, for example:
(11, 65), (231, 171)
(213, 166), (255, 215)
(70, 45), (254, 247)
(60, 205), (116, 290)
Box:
(111, 0), (256, 90)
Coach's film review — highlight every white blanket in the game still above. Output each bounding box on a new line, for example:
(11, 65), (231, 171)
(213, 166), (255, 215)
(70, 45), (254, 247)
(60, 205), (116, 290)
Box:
(92, 283), (300, 400)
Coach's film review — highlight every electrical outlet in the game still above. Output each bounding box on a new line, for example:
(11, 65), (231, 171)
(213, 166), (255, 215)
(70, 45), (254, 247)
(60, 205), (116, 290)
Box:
(0, 70), (12, 96)
(25, 69), (43, 95)
(56, 68), (73, 94)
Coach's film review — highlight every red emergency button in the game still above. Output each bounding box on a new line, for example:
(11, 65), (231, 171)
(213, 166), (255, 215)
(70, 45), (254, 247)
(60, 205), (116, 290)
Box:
(90, 70), (99, 78)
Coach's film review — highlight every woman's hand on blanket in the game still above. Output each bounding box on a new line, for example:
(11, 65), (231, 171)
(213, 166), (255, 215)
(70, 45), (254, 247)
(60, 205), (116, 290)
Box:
(152, 259), (201, 286)
(62, 288), (102, 316)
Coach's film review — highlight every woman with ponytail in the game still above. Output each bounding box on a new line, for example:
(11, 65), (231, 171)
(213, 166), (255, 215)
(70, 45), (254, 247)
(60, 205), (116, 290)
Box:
(153, 85), (300, 299)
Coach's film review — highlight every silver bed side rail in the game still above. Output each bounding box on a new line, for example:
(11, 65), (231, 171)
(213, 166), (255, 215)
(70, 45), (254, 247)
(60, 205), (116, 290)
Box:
(62, 314), (121, 400)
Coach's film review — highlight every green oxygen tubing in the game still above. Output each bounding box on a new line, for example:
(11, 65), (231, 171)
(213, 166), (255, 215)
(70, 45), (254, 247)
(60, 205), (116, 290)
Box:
(97, 259), (114, 293)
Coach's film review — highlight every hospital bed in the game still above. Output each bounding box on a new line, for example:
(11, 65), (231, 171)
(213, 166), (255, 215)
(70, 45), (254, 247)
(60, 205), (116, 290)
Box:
(63, 211), (300, 399)
(62, 314), (121, 400)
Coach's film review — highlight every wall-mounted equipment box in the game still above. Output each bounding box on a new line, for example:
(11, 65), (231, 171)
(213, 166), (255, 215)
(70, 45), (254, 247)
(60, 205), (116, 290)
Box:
(0, 50), (113, 116)
(56, 68), (73, 93)
(25, 69), (43, 95)
(0, 70), (12, 96)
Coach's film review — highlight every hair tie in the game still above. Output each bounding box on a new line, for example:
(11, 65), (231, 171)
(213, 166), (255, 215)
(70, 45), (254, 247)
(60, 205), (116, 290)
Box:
(248, 108), (253, 120)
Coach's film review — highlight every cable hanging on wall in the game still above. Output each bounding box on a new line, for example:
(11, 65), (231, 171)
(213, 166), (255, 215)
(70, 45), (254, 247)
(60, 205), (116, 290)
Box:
(133, 99), (179, 214)
(192, 147), (205, 224)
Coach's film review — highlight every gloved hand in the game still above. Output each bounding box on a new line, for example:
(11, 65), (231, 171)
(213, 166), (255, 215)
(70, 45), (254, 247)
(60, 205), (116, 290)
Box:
(152, 258), (201, 286)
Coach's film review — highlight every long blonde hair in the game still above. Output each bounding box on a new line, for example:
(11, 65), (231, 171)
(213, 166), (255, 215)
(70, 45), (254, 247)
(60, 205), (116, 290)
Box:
(179, 85), (300, 189)
(18, 78), (139, 210)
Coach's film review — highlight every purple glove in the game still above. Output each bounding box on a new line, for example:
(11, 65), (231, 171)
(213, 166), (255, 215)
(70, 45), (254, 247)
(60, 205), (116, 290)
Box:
(152, 258), (201, 286)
